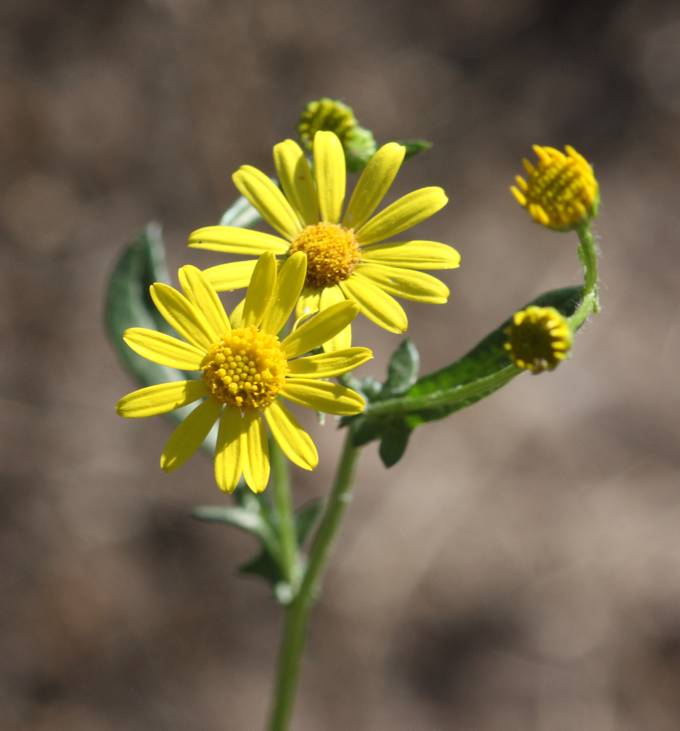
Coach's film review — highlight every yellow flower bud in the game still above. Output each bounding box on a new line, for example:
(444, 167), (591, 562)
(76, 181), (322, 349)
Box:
(511, 145), (599, 231)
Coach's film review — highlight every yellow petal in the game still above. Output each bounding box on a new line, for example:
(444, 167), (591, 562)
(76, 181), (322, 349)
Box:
(123, 328), (205, 370)
(160, 398), (222, 472)
(355, 187), (448, 245)
(178, 265), (230, 339)
(232, 165), (302, 240)
(188, 226), (289, 255)
(282, 300), (359, 358)
(243, 252), (277, 327)
(214, 407), (245, 493)
(355, 263), (449, 303)
(314, 131), (346, 223)
(273, 139), (319, 225)
(319, 284), (351, 352)
(342, 142), (405, 229)
(150, 283), (215, 350)
(281, 379), (365, 416)
(242, 411), (270, 493)
(261, 251), (307, 335)
(202, 260), (258, 293)
(116, 380), (207, 418)
(339, 275), (408, 333)
(295, 286), (321, 318)
(264, 401), (318, 470)
(287, 347), (373, 378)
(230, 298), (246, 328)
(361, 240), (461, 270)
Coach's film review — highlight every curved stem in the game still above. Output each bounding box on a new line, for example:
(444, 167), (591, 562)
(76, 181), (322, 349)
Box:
(268, 432), (361, 731)
(570, 224), (599, 331)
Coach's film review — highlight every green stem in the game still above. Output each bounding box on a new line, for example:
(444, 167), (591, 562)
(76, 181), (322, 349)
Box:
(268, 432), (361, 731)
(570, 224), (599, 331)
(270, 439), (299, 590)
(362, 363), (519, 420)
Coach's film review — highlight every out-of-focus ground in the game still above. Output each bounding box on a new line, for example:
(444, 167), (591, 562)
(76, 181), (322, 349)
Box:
(2, 0), (680, 728)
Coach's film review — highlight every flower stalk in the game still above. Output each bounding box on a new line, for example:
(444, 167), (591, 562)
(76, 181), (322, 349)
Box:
(268, 431), (361, 731)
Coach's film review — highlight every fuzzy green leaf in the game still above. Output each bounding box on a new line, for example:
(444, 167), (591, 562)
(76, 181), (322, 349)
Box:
(349, 286), (583, 460)
(105, 223), (217, 451)
(384, 339), (420, 396)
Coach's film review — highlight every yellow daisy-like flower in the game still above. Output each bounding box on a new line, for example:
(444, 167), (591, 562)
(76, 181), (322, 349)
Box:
(504, 305), (573, 374)
(116, 252), (371, 494)
(188, 131), (460, 349)
(510, 145), (599, 231)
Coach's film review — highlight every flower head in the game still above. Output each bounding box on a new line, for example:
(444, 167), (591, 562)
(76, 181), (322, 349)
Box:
(504, 305), (572, 374)
(511, 145), (599, 231)
(188, 131), (460, 350)
(116, 253), (371, 494)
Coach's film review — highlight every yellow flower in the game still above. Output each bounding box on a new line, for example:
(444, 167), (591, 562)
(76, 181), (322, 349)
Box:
(188, 131), (460, 349)
(511, 145), (599, 231)
(504, 305), (573, 374)
(116, 253), (371, 494)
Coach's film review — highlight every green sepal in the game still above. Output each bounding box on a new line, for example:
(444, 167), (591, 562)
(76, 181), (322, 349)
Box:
(398, 139), (433, 159)
(345, 126), (378, 173)
(347, 286), (583, 465)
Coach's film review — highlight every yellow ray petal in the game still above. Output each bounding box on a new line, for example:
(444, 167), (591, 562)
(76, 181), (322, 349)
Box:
(282, 300), (359, 358)
(361, 240), (461, 270)
(214, 407), (245, 493)
(123, 328), (205, 370)
(295, 287), (321, 318)
(116, 380), (207, 418)
(242, 411), (270, 494)
(232, 165), (302, 240)
(160, 398), (222, 472)
(261, 251), (307, 335)
(287, 347), (372, 378)
(314, 131), (346, 223)
(339, 275), (408, 333)
(229, 298), (246, 328)
(178, 265), (230, 339)
(355, 263), (449, 303)
(187, 226), (289, 255)
(319, 284), (351, 352)
(202, 260), (258, 293)
(355, 187), (448, 245)
(242, 252), (277, 327)
(273, 139), (319, 225)
(281, 379), (365, 416)
(342, 142), (405, 229)
(150, 283), (215, 350)
(264, 401), (318, 470)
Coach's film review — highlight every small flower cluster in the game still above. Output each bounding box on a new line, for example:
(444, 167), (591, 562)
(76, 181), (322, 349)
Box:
(117, 97), (600, 491)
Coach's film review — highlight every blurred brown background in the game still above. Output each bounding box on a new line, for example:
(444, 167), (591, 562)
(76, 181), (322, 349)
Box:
(3, 0), (680, 728)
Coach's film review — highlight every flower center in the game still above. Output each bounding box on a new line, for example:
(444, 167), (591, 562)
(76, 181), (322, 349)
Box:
(504, 306), (572, 374)
(202, 326), (288, 409)
(289, 222), (361, 289)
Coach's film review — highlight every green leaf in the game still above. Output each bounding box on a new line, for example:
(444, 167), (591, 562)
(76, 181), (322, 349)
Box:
(105, 223), (217, 451)
(398, 139), (433, 159)
(219, 194), (262, 228)
(378, 421), (412, 468)
(348, 286), (583, 459)
(202, 497), (321, 599)
(383, 339), (420, 396)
